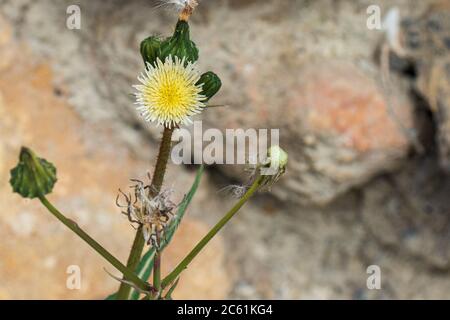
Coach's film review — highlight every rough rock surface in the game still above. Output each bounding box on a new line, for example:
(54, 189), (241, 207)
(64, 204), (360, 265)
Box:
(0, 0), (420, 205)
(363, 155), (450, 270)
(359, 154), (450, 299)
(203, 61), (414, 205)
(393, 3), (450, 171)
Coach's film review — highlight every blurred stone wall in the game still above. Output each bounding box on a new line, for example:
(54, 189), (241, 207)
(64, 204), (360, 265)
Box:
(1, 0), (450, 299)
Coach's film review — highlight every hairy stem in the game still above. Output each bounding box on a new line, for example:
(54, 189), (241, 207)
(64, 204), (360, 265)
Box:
(115, 226), (146, 299)
(39, 196), (149, 292)
(150, 126), (175, 196)
(117, 126), (174, 299)
(161, 175), (264, 288)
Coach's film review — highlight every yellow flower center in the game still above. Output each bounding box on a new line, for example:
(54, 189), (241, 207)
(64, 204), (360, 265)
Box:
(134, 57), (205, 127)
(146, 72), (194, 112)
(136, 57), (204, 127)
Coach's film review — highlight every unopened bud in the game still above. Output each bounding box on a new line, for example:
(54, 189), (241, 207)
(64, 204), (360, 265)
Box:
(10, 147), (57, 199)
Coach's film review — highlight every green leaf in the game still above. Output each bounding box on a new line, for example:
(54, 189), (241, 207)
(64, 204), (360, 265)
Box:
(10, 147), (57, 199)
(161, 165), (204, 247)
(129, 248), (156, 300)
(103, 248), (156, 300)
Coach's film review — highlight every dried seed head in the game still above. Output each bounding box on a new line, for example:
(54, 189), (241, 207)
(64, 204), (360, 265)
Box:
(218, 184), (249, 198)
(116, 176), (178, 248)
(155, 0), (199, 20)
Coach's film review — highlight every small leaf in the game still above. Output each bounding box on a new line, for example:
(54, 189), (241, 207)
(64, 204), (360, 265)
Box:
(10, 147), (57, 199)
(161, 165), (204, 247)
(104, 249), (156, 300)
(136, 249), (157, 283)
(129, 248), (156, 300)
(104, 268), (152, 298)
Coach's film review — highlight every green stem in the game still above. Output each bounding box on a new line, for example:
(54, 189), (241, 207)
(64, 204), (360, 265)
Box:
(39, 196), (149, 292)
(116, 226), (146, 299)
(161, 175), (264, 288)
(117, 126), (174, 299)
(149, 126), (175, 196)
(153, 250), (161, 298)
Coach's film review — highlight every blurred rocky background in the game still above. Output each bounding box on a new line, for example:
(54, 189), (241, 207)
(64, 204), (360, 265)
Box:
(1, 0), (450, 299)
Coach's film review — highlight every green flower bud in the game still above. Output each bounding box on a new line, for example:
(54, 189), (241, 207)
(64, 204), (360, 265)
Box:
(140, 36), (162, 67)
(258, 146), (288, 188)
(267, 145), (288, 172)
(159, 20), (199, 64)
(10, 147), (57, 199)
(197, 71), (222, 101)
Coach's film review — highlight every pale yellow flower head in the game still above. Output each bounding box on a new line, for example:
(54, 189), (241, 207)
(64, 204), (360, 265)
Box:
(134, 56), (206, 128)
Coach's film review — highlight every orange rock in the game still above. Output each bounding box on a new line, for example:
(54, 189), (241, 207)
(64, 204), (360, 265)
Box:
(290, 62), (412, 153)
(277, 61), (415, 204)
(0, 14), (14, 72)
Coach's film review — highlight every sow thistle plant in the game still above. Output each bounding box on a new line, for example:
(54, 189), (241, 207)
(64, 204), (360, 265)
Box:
(9, 0), (287, 300)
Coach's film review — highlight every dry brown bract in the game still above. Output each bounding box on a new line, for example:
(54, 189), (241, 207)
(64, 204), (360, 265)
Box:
(116, 176), (177, 248)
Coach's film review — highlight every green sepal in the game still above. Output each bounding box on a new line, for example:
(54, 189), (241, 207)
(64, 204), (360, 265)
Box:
(140, 36), (162, 67)
(197, 72), (222, 101)
(10, 147), (57, 199)
(159, 20), (199, 64)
